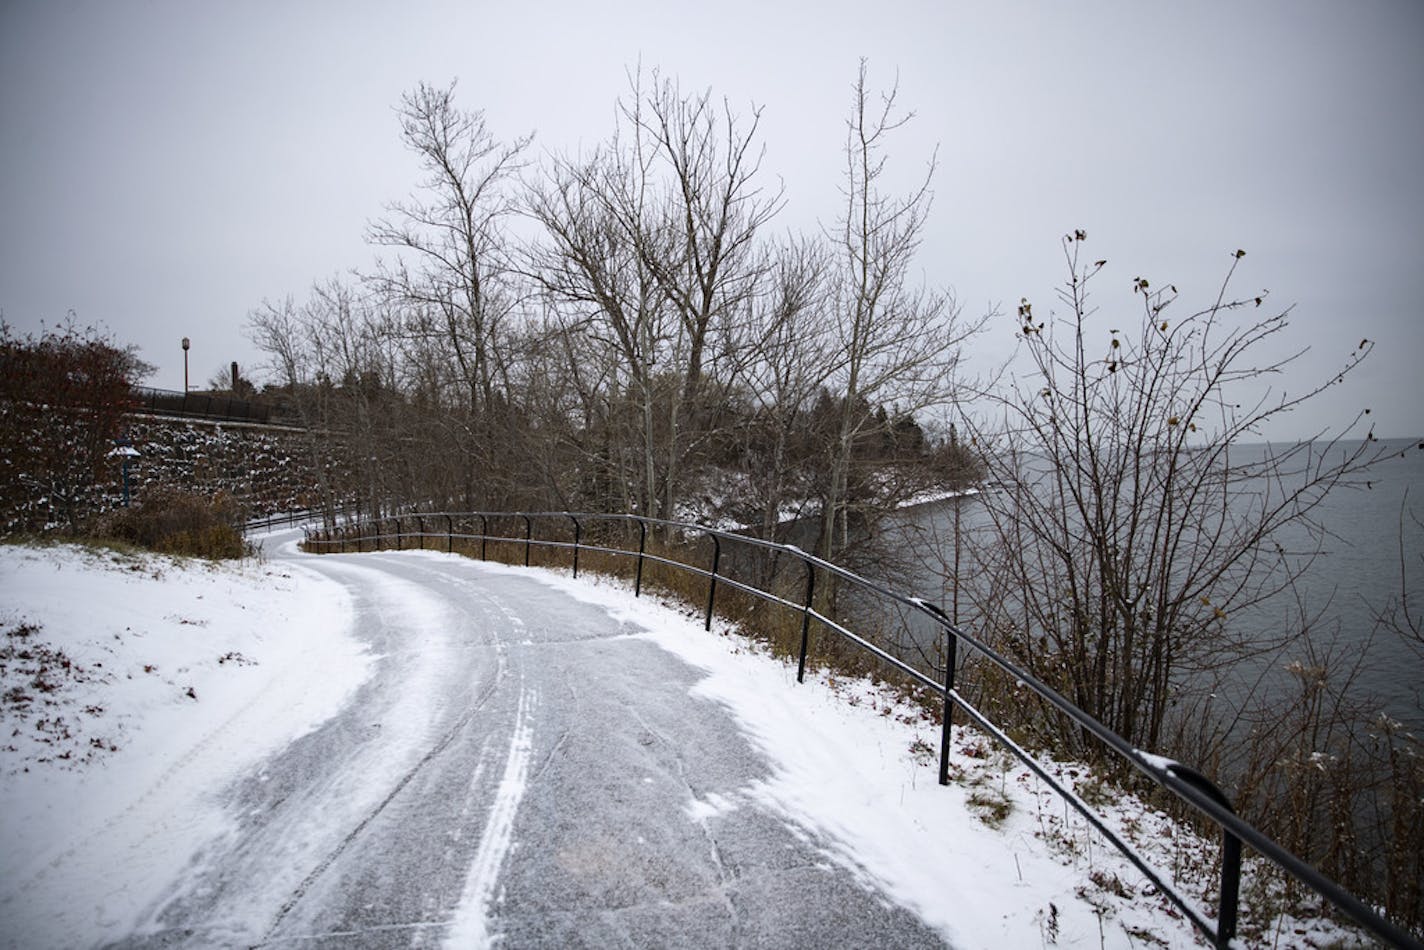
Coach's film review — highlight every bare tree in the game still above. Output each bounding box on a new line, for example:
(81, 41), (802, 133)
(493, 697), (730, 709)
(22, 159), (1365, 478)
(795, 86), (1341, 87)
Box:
(526, 69), (778, 520)
(526, 141), (671, 515)
(368, 81), (531, 416)
(249, 278), (432, 516)
(363, 81), (536, 507)
(817, 61), (985, 560)
(630, 72), (782, 403)
(963, 231), (1382, 755)
(736, 234), (837, 538)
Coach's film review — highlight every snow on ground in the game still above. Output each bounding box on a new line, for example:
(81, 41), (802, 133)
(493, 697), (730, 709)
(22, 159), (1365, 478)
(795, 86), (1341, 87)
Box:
(452, 555), (1365, 950)
(0, 537), (371, 945)
(0, 541), (1367, 948)
(676, 484), (982, 534)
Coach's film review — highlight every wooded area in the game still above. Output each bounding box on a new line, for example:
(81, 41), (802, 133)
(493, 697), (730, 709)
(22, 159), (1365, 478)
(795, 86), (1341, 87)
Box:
(246, 65), (984, 563)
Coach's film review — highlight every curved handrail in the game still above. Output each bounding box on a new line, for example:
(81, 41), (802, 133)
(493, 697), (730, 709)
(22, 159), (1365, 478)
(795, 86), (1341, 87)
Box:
(243, 504), (359, 534)
(303, 508), (1421, 949)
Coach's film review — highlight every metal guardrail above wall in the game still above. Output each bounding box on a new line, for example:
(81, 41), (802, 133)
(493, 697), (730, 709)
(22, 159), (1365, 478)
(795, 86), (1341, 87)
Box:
(304, 509), (1420, 950)
(132, 386), (286, 425)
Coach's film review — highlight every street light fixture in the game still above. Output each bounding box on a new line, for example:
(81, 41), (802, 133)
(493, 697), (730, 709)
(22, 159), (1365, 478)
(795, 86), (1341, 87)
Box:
(181, 337), (190, 393)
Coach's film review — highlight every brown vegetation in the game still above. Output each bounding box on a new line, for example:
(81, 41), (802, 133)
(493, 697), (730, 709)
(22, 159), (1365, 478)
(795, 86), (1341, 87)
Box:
(0, 322), (151, 534)
(99, 490), (249, 559)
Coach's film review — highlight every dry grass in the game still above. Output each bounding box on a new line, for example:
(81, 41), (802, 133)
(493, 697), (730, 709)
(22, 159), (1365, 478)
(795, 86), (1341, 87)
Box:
(97, 490), (248, 560)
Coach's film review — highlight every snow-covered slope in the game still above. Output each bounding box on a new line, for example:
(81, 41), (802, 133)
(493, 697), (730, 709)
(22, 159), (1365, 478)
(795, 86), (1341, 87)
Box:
(0, 540), (371, 945)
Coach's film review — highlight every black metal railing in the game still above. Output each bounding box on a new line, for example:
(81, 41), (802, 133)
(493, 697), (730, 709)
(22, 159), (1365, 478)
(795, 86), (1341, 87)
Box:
(303, 509), (1420, 950)
(132, 386), (285, 425)
(245, 510), (299, 533)
(243, 504), (361, 535)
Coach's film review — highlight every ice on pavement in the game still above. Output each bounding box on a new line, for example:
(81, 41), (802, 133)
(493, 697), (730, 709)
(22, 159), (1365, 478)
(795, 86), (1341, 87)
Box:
(438, 556), (1210, 949)
(0, 542), (1353, 948)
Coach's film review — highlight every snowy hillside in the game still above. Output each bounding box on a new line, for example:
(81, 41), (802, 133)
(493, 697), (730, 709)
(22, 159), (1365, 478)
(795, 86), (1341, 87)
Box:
(0, 542), (370, 943)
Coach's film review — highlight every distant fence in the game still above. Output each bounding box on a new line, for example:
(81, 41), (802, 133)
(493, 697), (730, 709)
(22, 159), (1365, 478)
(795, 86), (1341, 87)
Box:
(131, 386), (298, 426)
(244, 505), (359, 533)
(304, 509), (1421, 950)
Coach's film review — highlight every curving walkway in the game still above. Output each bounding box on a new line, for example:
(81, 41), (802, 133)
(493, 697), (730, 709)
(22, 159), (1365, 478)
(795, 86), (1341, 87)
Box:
(110, 533), (947, 948)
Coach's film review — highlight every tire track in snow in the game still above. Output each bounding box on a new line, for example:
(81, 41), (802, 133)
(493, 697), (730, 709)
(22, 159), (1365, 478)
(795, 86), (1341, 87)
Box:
(253, 562), (514, 947)
(253, 670), (508, 946)
(443, 683), (536, 949)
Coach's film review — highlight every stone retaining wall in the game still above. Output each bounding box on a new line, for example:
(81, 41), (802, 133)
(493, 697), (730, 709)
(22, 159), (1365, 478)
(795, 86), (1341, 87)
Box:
(1, 412), (344, 534)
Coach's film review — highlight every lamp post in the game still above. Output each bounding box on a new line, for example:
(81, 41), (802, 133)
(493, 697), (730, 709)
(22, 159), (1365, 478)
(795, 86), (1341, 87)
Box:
(181, 337), (190, 393)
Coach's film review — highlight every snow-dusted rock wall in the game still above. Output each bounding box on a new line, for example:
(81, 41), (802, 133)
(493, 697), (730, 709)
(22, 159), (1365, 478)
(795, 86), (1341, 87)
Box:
(122, 417), (346, 515)
(1, 413), (346, 533)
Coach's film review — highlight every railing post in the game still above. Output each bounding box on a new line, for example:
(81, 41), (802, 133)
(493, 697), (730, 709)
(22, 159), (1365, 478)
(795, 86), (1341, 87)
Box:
(797, 559), (816, 684)
(416, 515), (425, 551)
(635, 519), (647, 597)
(939, 629), (958, 786)
(1218, 831), (1241, 947)
(569, 514), (581, 578)
(394, 516), (402, 551)
(446, 514), (453, 554)
(1162, 763), (1242, 948)
(522, 514), (532, 567)
(705, 534), (721, 631)
(480, 514), (488, 561)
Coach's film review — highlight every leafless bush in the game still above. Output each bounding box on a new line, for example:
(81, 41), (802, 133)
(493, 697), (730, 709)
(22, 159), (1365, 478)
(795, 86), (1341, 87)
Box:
(100, 489), (248, 559)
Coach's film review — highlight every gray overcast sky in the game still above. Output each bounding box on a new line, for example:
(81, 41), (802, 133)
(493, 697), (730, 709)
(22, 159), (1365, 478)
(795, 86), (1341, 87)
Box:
(2, 0), (1421, 440)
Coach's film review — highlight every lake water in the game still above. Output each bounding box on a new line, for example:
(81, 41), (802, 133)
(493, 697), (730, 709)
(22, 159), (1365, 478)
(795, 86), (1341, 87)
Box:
(887, 437), (1424, 735)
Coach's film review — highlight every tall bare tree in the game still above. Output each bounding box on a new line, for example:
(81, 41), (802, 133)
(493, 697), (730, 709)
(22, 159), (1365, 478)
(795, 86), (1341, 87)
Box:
(631, 72), (782, 403)
(817, 61), (985, 559)
(736, 235), (837, 537)
(368, 80), (531, 414)
(364, 81), (533, 506)
(526, 70), (779, 519)
(526, 141), (670, 515)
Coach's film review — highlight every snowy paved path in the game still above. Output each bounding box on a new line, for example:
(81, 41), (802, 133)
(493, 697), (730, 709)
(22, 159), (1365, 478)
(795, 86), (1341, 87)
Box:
(110, 534), (947, 948)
